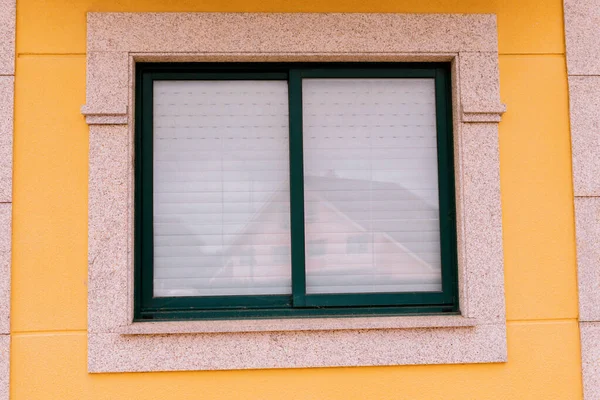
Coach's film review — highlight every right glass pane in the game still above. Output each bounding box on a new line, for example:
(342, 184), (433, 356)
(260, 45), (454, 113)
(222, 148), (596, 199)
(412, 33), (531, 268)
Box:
(302, 78), (443, 294)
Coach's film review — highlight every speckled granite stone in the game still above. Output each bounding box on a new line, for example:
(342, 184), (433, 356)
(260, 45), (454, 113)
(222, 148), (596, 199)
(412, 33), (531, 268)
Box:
(0, 77), (13, 203)
(119, 315), (478, 335)
(459, 123), (505, 322)
(87, 13), (498, 54)
(0, 0), (15, 75)
(565, 0), (600, 75)
(0, 205), (10, 335)
(0, 336), (8, 399)
(569, 76), (600, 197)
(88, 125), (131, 333)
(574, 198), (600, 322)
(85, 52), (129, 117)
(90, 324), (506, 372)
(581, 322), (600, 400)
(0, 1), (13, 398)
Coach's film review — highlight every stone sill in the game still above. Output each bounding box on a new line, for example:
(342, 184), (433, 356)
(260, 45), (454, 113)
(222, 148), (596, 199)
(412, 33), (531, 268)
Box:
(118, 314), (478, 335)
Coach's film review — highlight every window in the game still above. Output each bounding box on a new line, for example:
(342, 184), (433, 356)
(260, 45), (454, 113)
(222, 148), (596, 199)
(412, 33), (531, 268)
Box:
(85, 12), (507, 372)
(135, 62), (457, 320)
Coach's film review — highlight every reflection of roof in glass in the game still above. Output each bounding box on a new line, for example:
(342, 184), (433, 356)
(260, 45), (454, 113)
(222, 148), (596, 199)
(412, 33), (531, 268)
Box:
(224, 174), (439, 261)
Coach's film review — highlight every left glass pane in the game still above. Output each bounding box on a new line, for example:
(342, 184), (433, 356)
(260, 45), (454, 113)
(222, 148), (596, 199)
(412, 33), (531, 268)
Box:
(152, 80), (292, 297)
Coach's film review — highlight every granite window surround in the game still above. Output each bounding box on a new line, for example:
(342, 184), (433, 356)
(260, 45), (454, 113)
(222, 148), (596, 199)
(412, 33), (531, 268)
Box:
(82, 12), (507, 373)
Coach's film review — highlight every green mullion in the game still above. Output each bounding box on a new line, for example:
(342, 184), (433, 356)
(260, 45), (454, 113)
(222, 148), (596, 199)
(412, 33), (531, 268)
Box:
(434, 66), (459, 307)
(288, 69), (307, 307)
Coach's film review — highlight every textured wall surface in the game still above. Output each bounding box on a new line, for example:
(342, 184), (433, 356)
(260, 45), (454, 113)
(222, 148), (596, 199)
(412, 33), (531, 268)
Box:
(10, 0), (583, 398)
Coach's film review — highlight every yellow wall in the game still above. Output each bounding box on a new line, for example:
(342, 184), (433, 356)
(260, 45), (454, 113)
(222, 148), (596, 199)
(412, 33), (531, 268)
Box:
(11, 0), (582, 398)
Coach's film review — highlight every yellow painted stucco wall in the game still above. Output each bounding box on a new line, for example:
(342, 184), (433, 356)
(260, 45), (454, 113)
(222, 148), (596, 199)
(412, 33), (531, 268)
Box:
(10, 0), (582, 398)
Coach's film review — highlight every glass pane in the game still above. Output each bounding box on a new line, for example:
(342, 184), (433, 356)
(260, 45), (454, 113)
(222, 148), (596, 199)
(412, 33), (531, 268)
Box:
(153, 80), (292, 297)
(302, 78), (442, 294)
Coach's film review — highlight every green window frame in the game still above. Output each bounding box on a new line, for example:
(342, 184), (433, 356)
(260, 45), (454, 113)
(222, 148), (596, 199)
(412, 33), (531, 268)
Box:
(134, 62), (458, 321)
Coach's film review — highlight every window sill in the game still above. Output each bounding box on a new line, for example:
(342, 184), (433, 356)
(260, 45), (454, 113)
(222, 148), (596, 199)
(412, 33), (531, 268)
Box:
(119, 314), (475, 335)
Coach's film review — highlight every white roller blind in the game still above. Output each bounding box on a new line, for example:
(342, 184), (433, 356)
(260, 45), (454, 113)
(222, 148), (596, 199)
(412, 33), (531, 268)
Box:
(153, 80), (292, 297)
(302, 78), (443, 294)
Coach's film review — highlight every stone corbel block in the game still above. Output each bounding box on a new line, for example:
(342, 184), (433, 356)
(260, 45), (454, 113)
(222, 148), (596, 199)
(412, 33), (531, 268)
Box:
(81, 105), (128, 125)
(461, 104), (507, 123)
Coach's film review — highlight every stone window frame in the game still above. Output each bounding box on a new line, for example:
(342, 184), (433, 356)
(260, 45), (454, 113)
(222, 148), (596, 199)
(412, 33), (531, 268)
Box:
(82, 12), (507, 373)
